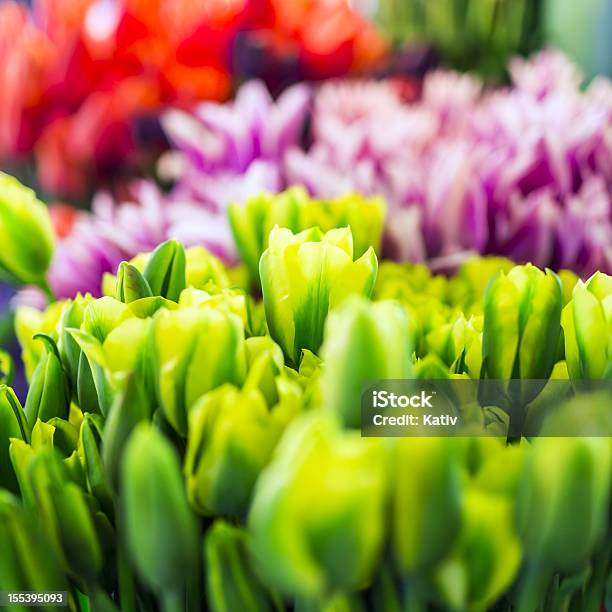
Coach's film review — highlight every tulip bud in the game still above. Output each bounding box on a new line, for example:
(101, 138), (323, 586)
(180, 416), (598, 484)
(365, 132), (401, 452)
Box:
(562, 272), (612, 380)
(248, 413), (386, 598)
(483, 264), (562, 383)
(300, 192), (386, 259)
(229, 189), (304, 284)
(121, 422), (199, 595)
(24, 334), (70, 427)
(435, 489), (522, 611)
(184, 385), (285, 519)
(15, 302), (64, 381)
(115, 262), (153, 303)
(0, 173), (55, 286)
(57, 294), (92, 399)
(425, 313), (482, 376)
(103, 374), (154, 491)
(143, 239), (186, 302)
(319, 297), (413, 428)
(0, 490), (69, 594)
(185, 246), (230, 290)
(517, 437), (610, 573)
(205, 521), (281, 612)
(152, 307), (246, 436)
(482, 265), (562, 436)
(392, 438), (463, 575)
(28, 447), (104, 583)
(260, 226), (378, 367)
(79, 413), (113, 518)
(0, 385), (30, 493)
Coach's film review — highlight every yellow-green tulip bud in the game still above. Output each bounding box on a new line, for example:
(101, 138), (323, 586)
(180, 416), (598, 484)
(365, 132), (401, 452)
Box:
(15, 302), (64, 381)
(483, 264), (562, 382)
(185, 245), (230, 290)
(229, 189), (304, 284)
(152, 307), (246, 436)
(121, 422), (199, 595)
(425, 313), (482, 375)
(143, 239), (186, 301)
(517, 437), (611, 573)
(392, 438), (463, 575)
(301, 192), (386, 258)
(205, 521), (282, 612)
(115, 262), (153, 303)
(319, 297), (413, 428)
(185, 385), (285, 519)
(24, 335), (70, 427)
(0, 173), (54, 286)
(248, 413), (386, 598)
(562, 272), (612, 380)
(0, 385), (30, 493)
(435, 489), (522, 611)
(260, 226), (378, 367)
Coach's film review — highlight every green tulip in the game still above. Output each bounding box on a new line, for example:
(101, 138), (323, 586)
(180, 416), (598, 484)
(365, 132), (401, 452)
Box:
(24, 334), (70, 427)
(79, 413), (114, 517)
(0, 490), (69, 598)
(185, 245), (230, 290)
(116, 262), (153, 303)
(143, 239), (186, 301)
(0, 173), (55, 286)
(184, 384), (286, 519)
(121, 422), (199, 596)
(205, 521), (282, 612)
(435, 489), (522, 611)
(248, 413), (386, 598)
(102, 374), (154, 490)
(562, 272), (612, 380)
(229, 189), (304, 283)
(392, 438), (463, 575)
(0, 385), (30, 493)
(57, 294), (93, 399)
(15, 302), (64, 381)
(482, 264), (563, 437)
(29, 417), (79, 458)
(152, 306), (246, 436)
(300, 191), (386, 258)
(229, 187), (386, 287)
(260, 226), (378, 367)
(517, 437), (610, 573)
(319, 297), (413, 428)
(483, 264), (563, 382)
(27, 447), (103, 583)
(425, 313), (482, 376)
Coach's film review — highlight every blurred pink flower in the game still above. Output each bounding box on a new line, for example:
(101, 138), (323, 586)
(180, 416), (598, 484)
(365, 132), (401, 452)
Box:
(286, 49), (612, 275)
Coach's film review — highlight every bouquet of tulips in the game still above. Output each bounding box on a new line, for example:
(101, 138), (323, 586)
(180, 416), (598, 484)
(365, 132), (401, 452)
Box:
(1, 174), (611, 611)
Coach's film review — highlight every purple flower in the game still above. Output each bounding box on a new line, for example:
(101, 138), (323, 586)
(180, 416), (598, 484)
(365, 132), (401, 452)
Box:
(159, 79), (311, 210)
(286, 50), (612, 275)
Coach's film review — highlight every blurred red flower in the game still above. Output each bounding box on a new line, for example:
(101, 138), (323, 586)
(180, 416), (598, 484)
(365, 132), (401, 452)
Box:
(0, 0), (385, 199)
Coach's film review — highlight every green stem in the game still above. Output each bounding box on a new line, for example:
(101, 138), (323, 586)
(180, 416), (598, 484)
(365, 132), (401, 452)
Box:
(38, 279), (56, 303)
(507, 400), (527, 445)
(516, 564), (550, 612)
(402, 577), (425, 612)
(584, 541), (611, 612)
